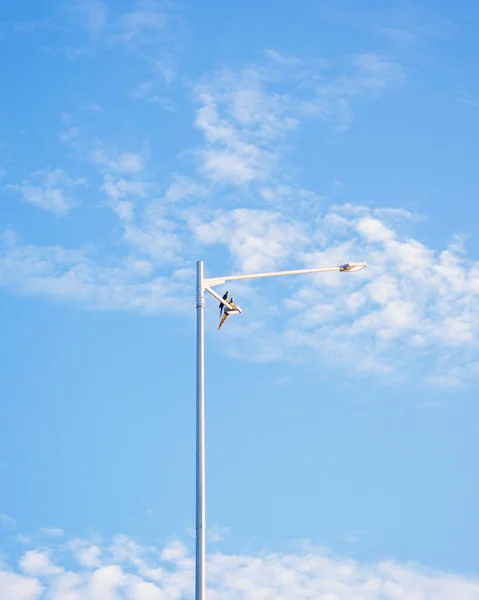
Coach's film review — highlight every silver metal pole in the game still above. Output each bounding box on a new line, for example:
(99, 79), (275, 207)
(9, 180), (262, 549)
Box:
(195, 261), (206, 600)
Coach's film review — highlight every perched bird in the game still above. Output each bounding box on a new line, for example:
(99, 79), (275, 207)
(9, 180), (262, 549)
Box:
(218, 296), (236, 330)
(219, 291), (229, 318)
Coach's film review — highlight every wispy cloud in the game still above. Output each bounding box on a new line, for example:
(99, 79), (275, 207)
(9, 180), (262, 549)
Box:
(5, 191), (478, 384)
(59, 126), (190, 266)
(207, 525), (230, 543)
(101, 175), (151, 222)
(307, 53), (404, 134)
(18, 0), (182, 78)
(39, 528), (64, 538)
(3, 50), (477, 385)
(188, 203), (479, 385)
(60, 126), (146, 176)
(342, 528), (365, 544)
(70, 0), (108, 39)
(379, 25), (420, 44)
(318, 2), (456, 45)
(108, 0), (183, 84)
(113, 0), (169, 48)
(458, 93), (479, 109)
(0, 228), (188, 315)
(8, 169), (86, 215)
(129, 79), (177, 108)
(84, 103), (104, 112)
(0, 513), (16, 529)
(90, 149), (144, 174)
(11, 17), (55, 35)
(346, 53), (405, 94)
(193, 52), (405, 183)
(194, 67), (298, 184)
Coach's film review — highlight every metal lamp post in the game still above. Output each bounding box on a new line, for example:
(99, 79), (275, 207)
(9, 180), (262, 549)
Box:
(195, 260), (367, 600)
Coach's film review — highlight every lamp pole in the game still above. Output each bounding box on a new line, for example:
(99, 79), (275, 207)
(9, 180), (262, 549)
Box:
(194, 259), (367, 600)
(195, 261), (206, 600)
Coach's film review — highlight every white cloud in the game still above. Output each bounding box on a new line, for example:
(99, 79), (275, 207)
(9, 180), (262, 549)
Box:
(101, 173), (137, 200)
(85, 565), (125, 600)
(66, 539), (102, 568)
(163, 175), (206, 204)
(4, 157), (479, 385)
(356, 217), (397, 243)
(189, 208), (308, 273)
(289, 213), (479, 376)
(0, 570), (43, 600)
(2, 533), (479, 599)
(160, 539), (189, 563)
(123, 219), (181, 265)
(9, 169), (86, 215)
(19, 550), (63, 577)
(110, 534), (145, 565)
(44, 571), (83, 600)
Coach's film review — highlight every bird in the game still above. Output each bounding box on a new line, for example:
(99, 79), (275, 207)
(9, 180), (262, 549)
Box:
(219, 291), (229, 318)
(218, 295), (236, 330)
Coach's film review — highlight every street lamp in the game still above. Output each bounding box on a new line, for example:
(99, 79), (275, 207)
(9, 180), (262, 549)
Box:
(195, 260), (367, 600)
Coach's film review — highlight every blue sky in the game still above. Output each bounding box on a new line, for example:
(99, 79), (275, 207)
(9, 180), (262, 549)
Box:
(1, 0), (479, 598)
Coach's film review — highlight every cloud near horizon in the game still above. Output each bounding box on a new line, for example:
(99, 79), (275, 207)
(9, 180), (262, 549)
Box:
(1, 529), (479, 599)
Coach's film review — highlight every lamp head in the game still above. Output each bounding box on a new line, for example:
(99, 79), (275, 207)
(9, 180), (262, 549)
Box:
(339, 262), (367, 272)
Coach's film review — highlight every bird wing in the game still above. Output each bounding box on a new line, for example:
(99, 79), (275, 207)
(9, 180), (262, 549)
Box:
(219, 291), (229, 316)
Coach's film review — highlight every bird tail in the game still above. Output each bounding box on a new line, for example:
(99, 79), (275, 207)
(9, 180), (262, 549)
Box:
(217, 312), (228, 330)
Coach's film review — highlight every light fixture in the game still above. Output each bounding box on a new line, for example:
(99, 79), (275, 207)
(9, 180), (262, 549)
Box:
(339, 262), (367, 272)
